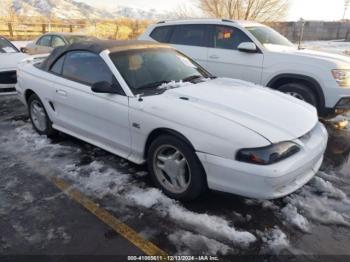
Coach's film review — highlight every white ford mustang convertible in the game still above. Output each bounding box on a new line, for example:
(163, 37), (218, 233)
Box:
(16, 40), (328, 201)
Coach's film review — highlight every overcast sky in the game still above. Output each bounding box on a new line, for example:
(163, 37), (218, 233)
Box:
(77, 0), (350, 21)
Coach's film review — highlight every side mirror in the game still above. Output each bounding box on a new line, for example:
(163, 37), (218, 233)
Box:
(237, 42), (258, 53)
(91, 81), (124, 95)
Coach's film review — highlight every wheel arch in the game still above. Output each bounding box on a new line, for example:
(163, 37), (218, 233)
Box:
(143, 128), (196, 159)
(266, 73), (325, 109)
(24, 89), (36, 103)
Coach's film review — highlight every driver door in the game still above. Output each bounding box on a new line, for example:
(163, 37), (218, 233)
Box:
(51, 51), (131, 158)
(206, 25), (264, 84)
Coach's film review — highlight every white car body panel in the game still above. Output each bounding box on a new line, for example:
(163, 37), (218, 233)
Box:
(0, 52), (28, 95)
(139, 19), (350, 113)
(16, 44), (328, 199)
(206, 46), (264, 84)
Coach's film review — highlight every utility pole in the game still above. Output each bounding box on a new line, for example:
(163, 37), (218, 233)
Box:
(338, 0), (350, 39)
(343, 0), (350, 20)
(298, 18), (305, 50)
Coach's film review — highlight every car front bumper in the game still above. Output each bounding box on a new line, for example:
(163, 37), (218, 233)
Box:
(0, 70), (17, 95)
(322, 81), (350, 116)
(197, 122), (328, 199)
(0, 83), (17, 95)
(321, 96), (350, 117)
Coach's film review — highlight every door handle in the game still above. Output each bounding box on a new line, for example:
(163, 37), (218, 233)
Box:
(56, 89), (67, 97)
(209, 54), (219, 59)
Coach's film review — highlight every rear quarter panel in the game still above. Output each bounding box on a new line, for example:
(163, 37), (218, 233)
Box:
(17, 62), (57, 121)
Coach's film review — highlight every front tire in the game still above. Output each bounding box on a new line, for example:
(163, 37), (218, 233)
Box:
(147, 135), (207, 201)
(28, 93), (56, 137)
(278, 83), (318, 108)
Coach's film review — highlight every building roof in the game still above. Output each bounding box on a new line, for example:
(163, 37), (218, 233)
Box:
(40, 40), (169, 71)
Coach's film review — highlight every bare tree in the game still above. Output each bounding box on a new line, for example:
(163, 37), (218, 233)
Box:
(3, 0), (17, 22)
(198, 0), (289, 22)
(170, 3), (204, 19)
(173, 4), (196, 19)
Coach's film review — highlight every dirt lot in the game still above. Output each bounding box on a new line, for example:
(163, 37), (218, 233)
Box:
(0, 95), (350, 261)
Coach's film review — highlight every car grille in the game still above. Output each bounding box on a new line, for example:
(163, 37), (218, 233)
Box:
(0, 71), (17, 84)
(0, 87), (16, 93)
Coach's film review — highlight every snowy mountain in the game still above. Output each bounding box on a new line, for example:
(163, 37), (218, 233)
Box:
(112, 6), (170, 20)
(1, 0), (170, 20)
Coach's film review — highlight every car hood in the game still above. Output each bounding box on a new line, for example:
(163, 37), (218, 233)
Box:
(163, 78), (318, 143)
(0, 52), (28, 70)
(266, 44), (350, 67)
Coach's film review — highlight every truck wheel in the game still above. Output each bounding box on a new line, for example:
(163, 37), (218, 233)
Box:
(28, 93), (56, 137)
(278, 83), (318, 107)
(147, 135), (207, 201)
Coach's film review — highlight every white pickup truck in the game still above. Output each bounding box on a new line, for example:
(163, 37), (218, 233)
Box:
(140, 19), (350, 117)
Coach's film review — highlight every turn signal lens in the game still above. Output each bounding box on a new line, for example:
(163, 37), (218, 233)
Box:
(332, 69), (350, 87)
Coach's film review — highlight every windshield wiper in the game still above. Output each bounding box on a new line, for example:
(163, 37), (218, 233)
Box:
(182, 75), (203, 83)
(137, 80), (170, 90)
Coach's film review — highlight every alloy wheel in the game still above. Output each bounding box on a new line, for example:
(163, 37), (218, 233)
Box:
(30, 100), (47, 132)
(153, 145), (191, 194)
(286, 91), (306, 101)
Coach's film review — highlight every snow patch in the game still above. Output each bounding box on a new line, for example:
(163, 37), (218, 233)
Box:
(158, 80), (193, 90)
(168, 205), (256, 246)
(47, 227), (71, 244)
(284, 176), (350, 227)
(260, 227), (289, 254)
(303, 40), (350, 56)
(22, 191), (35, 203)
(134, 171), (148, 178)
(168, 230), (231, 255)
(126, 186), (256, 246)
(311, 177), (347, 200)
(281, 204), (310, 233)
(63, 161), (131, 199)
(126, 188), (171, 208)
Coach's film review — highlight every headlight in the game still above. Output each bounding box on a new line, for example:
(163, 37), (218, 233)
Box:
(332, 69), (350, 87)
(236, 141), (300, 165)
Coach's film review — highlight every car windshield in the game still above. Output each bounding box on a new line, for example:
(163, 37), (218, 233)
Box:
(0, 37), (19, 53)
(65, 35), (96, 44)
(110, 48), (212, 95)
(246, 26), (294, 49)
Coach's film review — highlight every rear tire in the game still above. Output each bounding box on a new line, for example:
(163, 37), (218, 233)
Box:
(147, 135), (207, 201)
(278, 83), (318, 108)
(28, 93), (56, 137)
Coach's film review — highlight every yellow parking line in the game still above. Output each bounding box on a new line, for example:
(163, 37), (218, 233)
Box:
(50, 176), (168, 256)
(10, 152), (168, 257)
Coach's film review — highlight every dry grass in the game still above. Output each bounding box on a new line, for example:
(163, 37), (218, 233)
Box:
(0, 16), (151, 41)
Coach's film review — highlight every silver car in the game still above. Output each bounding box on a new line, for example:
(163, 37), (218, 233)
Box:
(22, 33), (97, 55)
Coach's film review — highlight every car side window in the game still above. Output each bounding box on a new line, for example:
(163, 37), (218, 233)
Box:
(62, 51), (115, 86)
(150, 26), (172, 43)
(50, 55), (66, 75)
(51, 36), (66, 48)
(169, 25), (208, 47)
(37, 36), (51, 47)
(213, 26), (252, 50)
